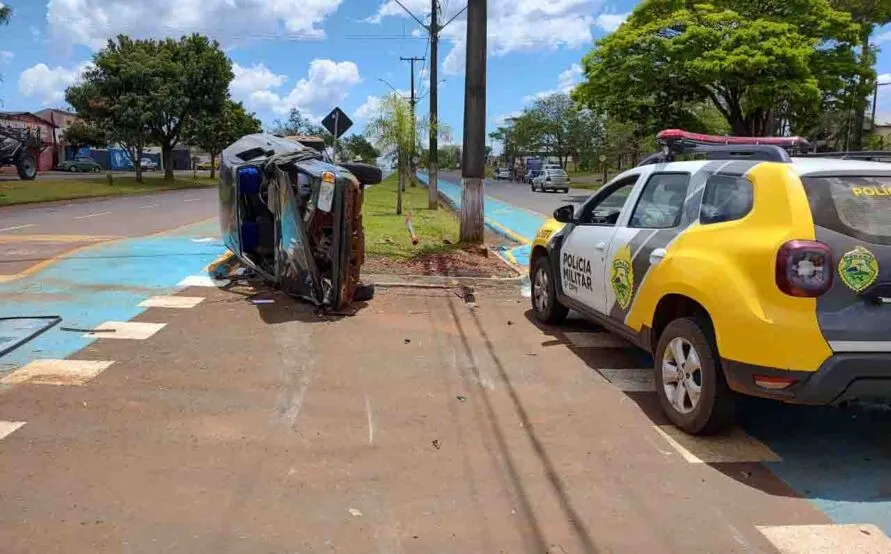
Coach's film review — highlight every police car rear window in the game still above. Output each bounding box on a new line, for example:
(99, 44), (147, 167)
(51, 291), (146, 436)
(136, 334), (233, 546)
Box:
(801, 175), (891, 245)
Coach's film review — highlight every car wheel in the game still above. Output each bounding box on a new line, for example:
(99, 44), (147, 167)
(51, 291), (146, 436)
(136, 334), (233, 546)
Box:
(16, 152), (37, 180)
(68, 166), (77, 172)
(530, 183), (535, 192)
(531, 256), (568, 325)
(93, 167), (101, 173)
(654, 318), (735, 435)
(562, 188), (569, 193)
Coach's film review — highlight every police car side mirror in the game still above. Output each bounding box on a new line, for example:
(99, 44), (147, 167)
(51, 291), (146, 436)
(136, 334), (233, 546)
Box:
(554, 204), (574, 223)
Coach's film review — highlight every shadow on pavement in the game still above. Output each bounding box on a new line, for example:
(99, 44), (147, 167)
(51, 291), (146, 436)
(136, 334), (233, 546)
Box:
(521, 308), (891, 512)
(449, 300), (601, 553)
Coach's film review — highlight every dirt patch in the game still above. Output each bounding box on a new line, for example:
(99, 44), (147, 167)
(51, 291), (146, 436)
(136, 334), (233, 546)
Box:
(365, 245), (517, 278)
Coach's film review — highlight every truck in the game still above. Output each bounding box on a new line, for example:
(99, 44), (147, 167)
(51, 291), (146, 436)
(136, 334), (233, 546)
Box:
(0, 126), (42, 180)
(523, 158), (544, 184)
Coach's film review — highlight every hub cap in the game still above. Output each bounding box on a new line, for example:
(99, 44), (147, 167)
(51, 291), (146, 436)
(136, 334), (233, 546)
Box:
(662, 337), (702, 414)
(533, 266), (549, 313)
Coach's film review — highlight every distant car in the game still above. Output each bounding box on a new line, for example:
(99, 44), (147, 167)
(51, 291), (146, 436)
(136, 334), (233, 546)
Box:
(197, 159), (218, 171)
(59, 156), (102, 173)
(140, 157), (159, 171)
(494, 167), (511, 180)
(531, 168), (570, 193)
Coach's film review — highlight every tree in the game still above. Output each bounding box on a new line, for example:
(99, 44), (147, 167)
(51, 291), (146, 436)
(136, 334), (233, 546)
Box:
(0, 5), (10, 24)
(66, 38), (156, 182)
(270, 109), (325, 137)
(365, 93), (415, 214)
(186, 100), (261, 179)
(831, 0), (891, 148)
(62, 120), (108, 152)
(341, 134), (380, 162)
(147, 35), (232, 180)
(576, 0), (862, 138)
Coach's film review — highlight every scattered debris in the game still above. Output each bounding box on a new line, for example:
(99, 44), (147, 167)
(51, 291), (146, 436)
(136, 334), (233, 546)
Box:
(432, 439), (441, 450)
(405, 210), (419, 245)
(740, 471), (752, 479)
(507, 320), (514, 326)
(404, 338), (411, 344)
(251, 299), (275, 305)
(456, 395), (467, 402)
(462, 285), (476, 303)
(60, 327), (115, 334)
(348, 508), (362, 517)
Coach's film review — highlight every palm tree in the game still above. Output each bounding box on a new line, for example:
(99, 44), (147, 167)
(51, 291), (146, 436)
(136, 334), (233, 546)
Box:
(364, 94), (416, 215)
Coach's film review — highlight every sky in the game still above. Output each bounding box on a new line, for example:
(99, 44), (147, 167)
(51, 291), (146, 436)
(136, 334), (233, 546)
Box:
(2, 0), (891, 146)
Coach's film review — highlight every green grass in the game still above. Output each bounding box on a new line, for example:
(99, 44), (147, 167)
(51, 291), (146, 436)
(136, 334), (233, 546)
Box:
(0, 175), (217, 206)
(364, 173), (459, 260)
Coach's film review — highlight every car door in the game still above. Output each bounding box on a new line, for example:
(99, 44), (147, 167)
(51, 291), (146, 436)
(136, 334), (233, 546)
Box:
(558, 173), (643, 313)
(603, 172), (692, 323)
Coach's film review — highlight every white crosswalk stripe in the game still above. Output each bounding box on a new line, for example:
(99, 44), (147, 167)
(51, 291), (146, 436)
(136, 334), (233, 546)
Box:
(0, 421), (26, 441)
(564, 331), (631, 348)
(654, 425), (782, 464)
(83, 321), (166, 340)
(1, 360), (115, 386)
(139, 296), (205, 309)
(599, 368), (655, 392)
(757, 524), (891, 554)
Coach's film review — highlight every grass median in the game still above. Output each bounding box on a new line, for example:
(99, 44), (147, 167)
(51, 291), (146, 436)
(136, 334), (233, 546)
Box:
(364, 173), (458, 259)
(0, 174), (217, 206)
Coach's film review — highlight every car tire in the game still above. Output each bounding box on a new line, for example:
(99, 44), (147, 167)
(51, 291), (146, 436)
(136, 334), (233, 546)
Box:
(654, 318), (735, 435)
(16, 152), (37, 180)
(562, 188), (569, 193)
(530, 183), (535, 192)
(68, 166), (77, 173)
(531, 256), (568, 325)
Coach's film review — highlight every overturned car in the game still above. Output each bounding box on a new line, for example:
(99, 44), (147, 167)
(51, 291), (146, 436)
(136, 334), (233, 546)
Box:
(219, 134), (382, 310)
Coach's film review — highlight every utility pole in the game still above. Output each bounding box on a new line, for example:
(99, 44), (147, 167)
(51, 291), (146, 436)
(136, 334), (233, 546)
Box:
(400, 56), (424, 187)
(460, 0), (486, 244)
(428, 0), (439, 209)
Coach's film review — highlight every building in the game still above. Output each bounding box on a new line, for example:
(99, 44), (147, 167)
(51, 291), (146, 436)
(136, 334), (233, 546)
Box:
(35, 108), (78, 167)
(0, 111), (57, 172)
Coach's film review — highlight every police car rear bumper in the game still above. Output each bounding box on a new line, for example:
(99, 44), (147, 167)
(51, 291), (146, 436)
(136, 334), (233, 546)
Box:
(723, 353), (891, 405)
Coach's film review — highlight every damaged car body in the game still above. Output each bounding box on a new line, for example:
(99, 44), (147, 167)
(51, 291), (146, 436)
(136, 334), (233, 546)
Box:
(219, 134), (381, 310)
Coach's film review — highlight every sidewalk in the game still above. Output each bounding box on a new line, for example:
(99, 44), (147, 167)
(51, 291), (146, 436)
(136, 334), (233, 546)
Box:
(417, 173), (544, 268)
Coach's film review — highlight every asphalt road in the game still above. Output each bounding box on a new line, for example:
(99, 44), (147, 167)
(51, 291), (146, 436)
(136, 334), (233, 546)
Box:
(439, 171), (595, 217)
(0, 187), (218, 278)
(0, 169), (208, 182)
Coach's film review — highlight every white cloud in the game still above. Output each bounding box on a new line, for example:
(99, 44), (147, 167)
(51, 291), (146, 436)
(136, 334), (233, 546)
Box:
(0, 51), (13, 64)
(355, 95), (383, 120)
(878, 73), (891, 85)
(18, 62), (91, 106)
(522, 63), (585, 103)
(557, 63), (583, 92)
(494, 110), (522, 127)
(244, 59), (361, 118)
(230, 63), (288, 103)
(29, 25), (41, 41)
(876, 30), (891, 43)
(370, 0), (602, 76)
(47, 0), (344, 50)
(595, 12), (629, 32)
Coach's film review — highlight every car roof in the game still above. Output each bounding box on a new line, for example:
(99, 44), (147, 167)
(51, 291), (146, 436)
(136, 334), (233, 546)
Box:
(637, 157), (891, 176)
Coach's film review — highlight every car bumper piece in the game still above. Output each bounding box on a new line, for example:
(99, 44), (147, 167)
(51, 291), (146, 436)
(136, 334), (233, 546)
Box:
(723, 353), (891, 405)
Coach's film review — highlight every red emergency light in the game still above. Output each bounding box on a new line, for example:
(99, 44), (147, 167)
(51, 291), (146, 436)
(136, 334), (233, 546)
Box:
(657, 129), (809, 148)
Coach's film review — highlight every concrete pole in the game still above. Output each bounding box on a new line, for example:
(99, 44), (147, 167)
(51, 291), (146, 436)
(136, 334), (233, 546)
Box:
(459, 0), (486, 245)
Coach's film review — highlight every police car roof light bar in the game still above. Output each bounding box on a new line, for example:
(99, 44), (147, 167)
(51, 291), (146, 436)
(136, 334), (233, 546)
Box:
(638, 129), (809, 166)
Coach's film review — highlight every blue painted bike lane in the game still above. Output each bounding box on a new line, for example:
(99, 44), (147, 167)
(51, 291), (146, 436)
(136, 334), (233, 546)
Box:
(0, 219), (227, 373)
(417, 172), (544, 268)
(419, 171), (891, 537)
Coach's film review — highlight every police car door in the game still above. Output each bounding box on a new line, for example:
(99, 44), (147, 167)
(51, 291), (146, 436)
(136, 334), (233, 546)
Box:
(603, 172), (692, 324)
(559, 173), (643, 313)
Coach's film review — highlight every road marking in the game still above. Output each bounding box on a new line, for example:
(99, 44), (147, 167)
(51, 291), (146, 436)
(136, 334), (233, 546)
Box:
(0, 224), (36, 232)
(599, 368), (655, 392)
(757, 524), (891, 554)
(0, 234), (116, 243)
(84, 321), (166, 340)
(564, 331), (631, 348)
(183, 197), (201, 202)
(139, 204), (159, 209)
(73, 211), (112, 220)
(0, 421), (26, 441)
(139, 295), (205, 309)
(653, 425), (782, 464)
(365, 394), (374, 445)
(178, 275), (230, 288)
(2, 360), (115, 386)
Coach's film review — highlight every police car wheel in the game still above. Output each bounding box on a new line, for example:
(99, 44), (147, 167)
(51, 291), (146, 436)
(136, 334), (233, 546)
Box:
(654, 317), (735, 435)
(531, 256), (568, 324)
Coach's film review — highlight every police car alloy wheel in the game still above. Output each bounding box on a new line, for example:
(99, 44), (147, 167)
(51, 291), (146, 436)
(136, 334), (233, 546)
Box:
(531, 257), (568, 324)
(654, 318), (735, 435)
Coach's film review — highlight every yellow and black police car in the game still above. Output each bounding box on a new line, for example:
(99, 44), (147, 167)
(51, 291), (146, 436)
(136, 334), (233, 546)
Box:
(530, 130), (890, 435)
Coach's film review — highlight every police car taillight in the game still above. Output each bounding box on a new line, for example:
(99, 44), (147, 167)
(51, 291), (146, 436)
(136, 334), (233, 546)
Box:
(776, 241), (833, 297)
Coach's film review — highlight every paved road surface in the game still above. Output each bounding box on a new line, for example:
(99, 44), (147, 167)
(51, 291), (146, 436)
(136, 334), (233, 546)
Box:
(5, 281), (887, 553)
(0, 187), (218, 278)
(440, 171), (595, 217)
(0, 170), (208, 182)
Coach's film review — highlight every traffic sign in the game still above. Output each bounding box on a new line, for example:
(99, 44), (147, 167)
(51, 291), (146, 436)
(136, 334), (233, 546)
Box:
(321, 107), (353, 139)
